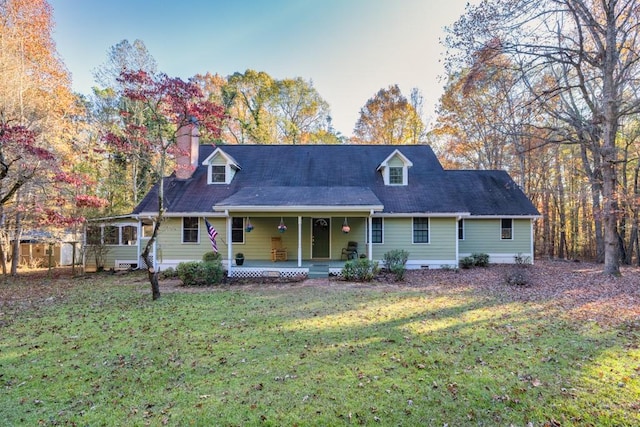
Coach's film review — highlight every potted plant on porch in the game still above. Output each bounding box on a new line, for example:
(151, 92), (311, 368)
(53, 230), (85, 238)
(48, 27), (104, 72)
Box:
(235, 253), (245, 266)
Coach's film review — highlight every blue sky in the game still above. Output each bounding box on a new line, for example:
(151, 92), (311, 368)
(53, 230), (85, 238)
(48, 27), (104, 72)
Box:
(49, 0), (472, 137)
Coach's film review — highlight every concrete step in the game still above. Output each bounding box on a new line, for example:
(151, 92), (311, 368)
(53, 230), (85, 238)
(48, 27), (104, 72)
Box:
(308, 264), (329, 278)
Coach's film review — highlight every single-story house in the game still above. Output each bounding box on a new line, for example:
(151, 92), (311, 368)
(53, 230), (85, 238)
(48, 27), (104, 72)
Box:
(85, 130), (540, 277)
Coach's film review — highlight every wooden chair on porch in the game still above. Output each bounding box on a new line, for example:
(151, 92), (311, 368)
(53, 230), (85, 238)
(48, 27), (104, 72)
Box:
(271, 237), (288, 262)
(341, 241), (358, 260)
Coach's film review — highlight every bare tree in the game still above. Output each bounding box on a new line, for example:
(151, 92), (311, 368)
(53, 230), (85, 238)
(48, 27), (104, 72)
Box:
(444, 0), (640, 275)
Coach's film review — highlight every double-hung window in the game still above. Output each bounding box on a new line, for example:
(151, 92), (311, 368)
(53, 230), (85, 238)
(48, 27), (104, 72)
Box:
(183, 217), (199, 243)
(231, 217), (244, 243)
(210, 165), (226, 183)
(389, 167), (403, 185)
(501, 218), (513, 240)
(367, 218), (383, 244)
(413, 217), (429, 243)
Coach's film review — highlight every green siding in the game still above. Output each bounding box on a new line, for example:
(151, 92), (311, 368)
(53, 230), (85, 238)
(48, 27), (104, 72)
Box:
(459, 218), (532, 255)
(371, 217), (457, 262)
(156, 215), (370, 262)
(85, 219), (140, 270)
(156, 217), (226, 262)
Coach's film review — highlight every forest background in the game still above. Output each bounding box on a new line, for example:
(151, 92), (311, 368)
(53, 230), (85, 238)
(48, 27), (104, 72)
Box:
(1, 0), (638, 276)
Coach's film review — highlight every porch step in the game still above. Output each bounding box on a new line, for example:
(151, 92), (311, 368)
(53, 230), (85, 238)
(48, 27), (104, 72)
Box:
(308, 263), (329, 279)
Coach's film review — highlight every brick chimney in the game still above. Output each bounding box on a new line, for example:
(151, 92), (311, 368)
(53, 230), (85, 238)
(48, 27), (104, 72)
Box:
(175, 121), (199, 179)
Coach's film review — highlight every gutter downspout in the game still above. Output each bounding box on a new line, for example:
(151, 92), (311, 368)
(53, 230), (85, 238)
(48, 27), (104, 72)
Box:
(456, 215), (461, 268)
(530, 218), (535, 265)
(368, 210), (373, 260)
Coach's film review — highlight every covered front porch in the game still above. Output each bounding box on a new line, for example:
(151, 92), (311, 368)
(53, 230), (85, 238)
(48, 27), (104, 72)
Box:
(218, 211), (379, 278)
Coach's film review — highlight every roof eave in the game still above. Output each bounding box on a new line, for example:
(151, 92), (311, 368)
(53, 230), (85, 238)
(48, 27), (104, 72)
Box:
(468, 214), (542, 219)
(376, 212), (471, 217)
(213, 205), (384, 213)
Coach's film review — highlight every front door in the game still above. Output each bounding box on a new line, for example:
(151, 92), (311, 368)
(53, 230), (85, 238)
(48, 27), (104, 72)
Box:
(312, 217), (330, 258)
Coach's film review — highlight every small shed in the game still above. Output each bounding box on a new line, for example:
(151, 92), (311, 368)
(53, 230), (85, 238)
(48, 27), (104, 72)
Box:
(18, 230), (80, 268)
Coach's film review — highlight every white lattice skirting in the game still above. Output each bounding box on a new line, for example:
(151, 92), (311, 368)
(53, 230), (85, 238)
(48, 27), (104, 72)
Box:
(115, 260), (138, 270)
(229, 267), (308, 279)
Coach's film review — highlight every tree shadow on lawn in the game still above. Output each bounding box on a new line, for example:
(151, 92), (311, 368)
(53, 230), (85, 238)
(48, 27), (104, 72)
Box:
(249, 290), (637, 425)
(2, 262), (639, 426)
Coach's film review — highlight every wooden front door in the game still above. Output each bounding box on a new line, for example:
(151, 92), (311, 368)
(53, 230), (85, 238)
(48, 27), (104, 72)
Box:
(312, 217), (330, 258)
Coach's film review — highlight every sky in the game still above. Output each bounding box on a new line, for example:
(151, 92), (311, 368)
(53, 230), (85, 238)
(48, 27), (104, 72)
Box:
(49, 0), (472, 137)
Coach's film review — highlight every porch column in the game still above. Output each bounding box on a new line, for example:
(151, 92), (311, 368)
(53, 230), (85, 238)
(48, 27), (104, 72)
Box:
(226, 215), (233, 275)
(297, 216), (302, 267)
(367, 214), (373, 259)
(137, 220), (142, 268)
(455, 216), (460, 268)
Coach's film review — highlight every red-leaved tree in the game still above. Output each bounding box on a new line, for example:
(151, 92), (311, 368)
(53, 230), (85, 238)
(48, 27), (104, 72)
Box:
(105, 70), (225, 299)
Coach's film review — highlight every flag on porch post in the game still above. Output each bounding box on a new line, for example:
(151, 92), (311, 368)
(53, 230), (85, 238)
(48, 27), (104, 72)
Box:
(204, 219), (219, 253)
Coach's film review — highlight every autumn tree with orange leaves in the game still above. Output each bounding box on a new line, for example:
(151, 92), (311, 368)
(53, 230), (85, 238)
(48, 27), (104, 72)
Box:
(353, 84), (425, 145)
(0, 0), (104, 275)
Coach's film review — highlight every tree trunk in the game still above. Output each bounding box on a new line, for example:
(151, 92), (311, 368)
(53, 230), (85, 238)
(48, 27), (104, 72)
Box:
(141, 236), (160, 300)
(11, 208), (21, 276)
(555, 148), (568, 259)
(600, 1), (621, 276)
(148, 268), (160, 300)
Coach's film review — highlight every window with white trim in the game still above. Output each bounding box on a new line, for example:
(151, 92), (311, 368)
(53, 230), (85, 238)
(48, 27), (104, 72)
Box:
(501, 218), (513, 240)
(210, 165), (226, 183)
(389, 167), (403, 185)
(122, 225), (137, 245)
(183, 217), (199, 243)
(458, 219), (464, 240)
(104, 226), (119, 245)
(367, 218), (383, 244)
(232, 217), (244, 243)
(413, 217), (429, 243)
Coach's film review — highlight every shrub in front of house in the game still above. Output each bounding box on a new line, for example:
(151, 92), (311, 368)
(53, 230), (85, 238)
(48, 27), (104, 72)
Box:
(460, 253), (490, 269)
(176, 260), (224, 286)
(342, 258), (379, 282)
(202, 251), (222, 263)
(460, 256), (475, 269)
(160, 267), (177, 279)
(471, 253), (490, 267)
(383, 249), (409, 281)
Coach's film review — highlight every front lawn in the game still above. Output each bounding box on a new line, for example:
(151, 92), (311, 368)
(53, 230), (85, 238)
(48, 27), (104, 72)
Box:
(1, 262), (639, 426)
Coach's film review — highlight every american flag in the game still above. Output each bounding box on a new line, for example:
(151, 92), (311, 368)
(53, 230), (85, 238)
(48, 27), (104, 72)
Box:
(204, 219), (219, 253)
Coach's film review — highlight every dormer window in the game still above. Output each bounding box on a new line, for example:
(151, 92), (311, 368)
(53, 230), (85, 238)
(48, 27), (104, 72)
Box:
(211, 165), (226, 183)
(377, 149), (413, 186)
(202, 148), (241, 185)
(389, 167), (403, 185)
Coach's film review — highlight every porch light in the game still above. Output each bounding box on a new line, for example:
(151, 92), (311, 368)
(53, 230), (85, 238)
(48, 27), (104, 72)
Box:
(342, 217), (350, 234)
(245, 217), (254, 232)
(278, 217), (287, 233)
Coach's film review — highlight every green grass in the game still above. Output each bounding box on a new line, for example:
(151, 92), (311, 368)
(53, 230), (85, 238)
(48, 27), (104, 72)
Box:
(1, 273), (639, 426)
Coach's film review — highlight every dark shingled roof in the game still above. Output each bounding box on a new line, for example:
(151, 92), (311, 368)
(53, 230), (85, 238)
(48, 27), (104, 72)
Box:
(133, 144), (540, 216)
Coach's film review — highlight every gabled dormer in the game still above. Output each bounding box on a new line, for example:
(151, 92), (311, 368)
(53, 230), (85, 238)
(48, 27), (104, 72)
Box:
(377, 149), (413, 186)
(201, 148), (241, 185)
